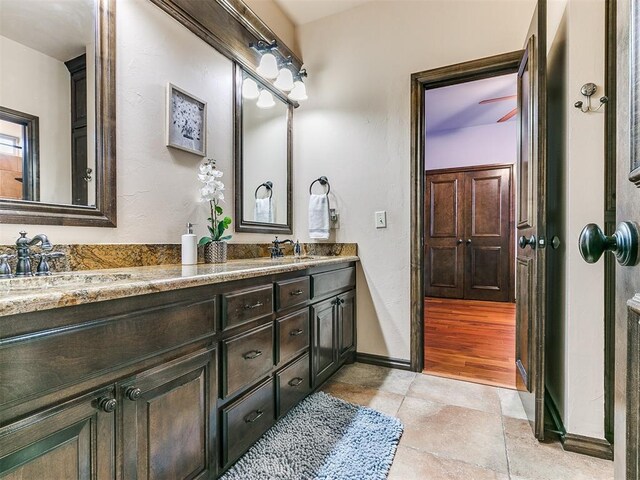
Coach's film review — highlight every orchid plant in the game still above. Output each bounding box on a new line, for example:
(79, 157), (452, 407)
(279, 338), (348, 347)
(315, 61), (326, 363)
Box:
(198, 158), (232, 246)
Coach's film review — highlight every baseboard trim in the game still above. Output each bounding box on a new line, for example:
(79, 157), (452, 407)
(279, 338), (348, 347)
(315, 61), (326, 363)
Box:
(355, 352), (412, 371)
(545, 391), (613, 461)
(562, 434), (614, 461)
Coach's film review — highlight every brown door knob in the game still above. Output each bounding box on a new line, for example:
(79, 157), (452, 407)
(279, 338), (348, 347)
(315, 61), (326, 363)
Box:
(97, 397), (117, 413)
(579, 222), (640, 266)
(125, 387), (142, 401)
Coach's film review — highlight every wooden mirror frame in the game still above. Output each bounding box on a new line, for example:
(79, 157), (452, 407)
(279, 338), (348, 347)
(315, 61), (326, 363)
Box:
(0, 0), (116, 227)
(234, 63), (293, 234)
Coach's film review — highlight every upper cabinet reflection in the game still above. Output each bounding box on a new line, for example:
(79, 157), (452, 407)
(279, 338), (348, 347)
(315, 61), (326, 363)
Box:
(0, 0), (96, 207)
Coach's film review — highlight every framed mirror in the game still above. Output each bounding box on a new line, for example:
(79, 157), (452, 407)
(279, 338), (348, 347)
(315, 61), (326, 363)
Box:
(234, 64), (292, 234)
(0, 0), (116, 226)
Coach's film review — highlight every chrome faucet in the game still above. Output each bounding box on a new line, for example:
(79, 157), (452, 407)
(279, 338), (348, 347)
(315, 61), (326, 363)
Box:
(270, 236), (293, 258)
(15, 231), (53, 276)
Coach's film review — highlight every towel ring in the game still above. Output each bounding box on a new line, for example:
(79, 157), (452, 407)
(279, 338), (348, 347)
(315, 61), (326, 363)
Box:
(255, 181), (273, 199)
(309, 176), (330, 195)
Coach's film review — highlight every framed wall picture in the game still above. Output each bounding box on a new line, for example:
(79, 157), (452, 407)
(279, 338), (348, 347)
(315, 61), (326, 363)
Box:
(166, 83), (207, 156)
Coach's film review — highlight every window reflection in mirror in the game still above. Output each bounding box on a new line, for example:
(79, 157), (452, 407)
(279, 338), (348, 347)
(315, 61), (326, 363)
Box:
(241, 71), (289, 227)
(0, 0), (96, 207)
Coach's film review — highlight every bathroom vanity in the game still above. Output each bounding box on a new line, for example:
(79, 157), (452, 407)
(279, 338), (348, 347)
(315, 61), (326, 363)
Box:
(0, 256), (357, 478)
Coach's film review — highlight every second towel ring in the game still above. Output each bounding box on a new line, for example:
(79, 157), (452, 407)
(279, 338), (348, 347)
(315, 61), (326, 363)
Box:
(309, 176), (330, 195)
(255, 181), (273, 199)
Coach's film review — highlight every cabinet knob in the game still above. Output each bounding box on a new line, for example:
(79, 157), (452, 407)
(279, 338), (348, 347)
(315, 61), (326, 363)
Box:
(466, 239), (472, 245)
(289, 329), (304, 336)
(125, 387), (142, 401)
(97, 397), (117, 413)
(243, 350), (263, 360)
(244, 409), (264, 423)
(289, 289), (304, 296)
(457, 239), (463, 245)
(243, 301), (264, 310)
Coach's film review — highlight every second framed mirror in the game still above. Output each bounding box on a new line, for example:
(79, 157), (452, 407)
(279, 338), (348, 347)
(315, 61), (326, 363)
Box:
(234, 63), (292, 234)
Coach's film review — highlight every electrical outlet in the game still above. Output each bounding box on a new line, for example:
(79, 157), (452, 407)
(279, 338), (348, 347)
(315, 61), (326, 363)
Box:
(375, 211), (387, 229)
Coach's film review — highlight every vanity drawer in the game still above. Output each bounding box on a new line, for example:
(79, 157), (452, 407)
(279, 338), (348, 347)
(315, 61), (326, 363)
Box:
(223, 323), (274, 397)
(222, 378), (275, 468)
(277, 309), (309, 365)
(277, 353), (310, 418)
(222, 284), (273, 329)
(312, 267), (356, 299)
(275, 277), (310, 311)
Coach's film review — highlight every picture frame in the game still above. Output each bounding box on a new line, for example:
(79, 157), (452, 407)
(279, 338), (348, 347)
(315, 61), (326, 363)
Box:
(166, 83), (207, 156)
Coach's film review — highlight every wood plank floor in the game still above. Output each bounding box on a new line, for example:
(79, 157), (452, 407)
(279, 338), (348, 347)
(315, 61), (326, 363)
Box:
(424, 297), (517, 389)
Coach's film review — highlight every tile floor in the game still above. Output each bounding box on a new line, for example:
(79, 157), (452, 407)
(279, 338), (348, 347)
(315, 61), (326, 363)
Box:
(322, 363), (614, 480)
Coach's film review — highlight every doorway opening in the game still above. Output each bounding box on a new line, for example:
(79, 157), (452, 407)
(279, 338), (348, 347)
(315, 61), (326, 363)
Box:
(423, 73), (518, 389)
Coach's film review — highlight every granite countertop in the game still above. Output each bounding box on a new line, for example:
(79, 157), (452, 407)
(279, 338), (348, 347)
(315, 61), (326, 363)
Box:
(0, 255), (359, 317)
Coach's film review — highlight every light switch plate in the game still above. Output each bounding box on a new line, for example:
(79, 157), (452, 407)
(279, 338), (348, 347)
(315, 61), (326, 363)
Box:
(375, 211), (387, 229)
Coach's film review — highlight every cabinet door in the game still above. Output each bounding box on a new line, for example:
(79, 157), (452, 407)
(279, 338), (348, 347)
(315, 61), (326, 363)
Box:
(425, 172), (465, 298)
(119, 348), (216, 480)
(0, 387), (115, 480)
(311, 298), (338, 387)
(338, 290), (356, 361)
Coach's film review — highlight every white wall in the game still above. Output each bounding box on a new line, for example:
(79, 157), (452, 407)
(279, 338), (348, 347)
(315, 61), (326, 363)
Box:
(546, 0), (606, 440)
(243, 0), (300, 56)
(293, 0), (536, 359)
(0, 0), (293, 246)
(0, 35), (72, 204)
(425, 122), (516, 170)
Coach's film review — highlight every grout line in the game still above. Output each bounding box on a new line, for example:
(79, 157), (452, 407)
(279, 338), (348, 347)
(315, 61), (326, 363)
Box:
(498, 394), (513, 479)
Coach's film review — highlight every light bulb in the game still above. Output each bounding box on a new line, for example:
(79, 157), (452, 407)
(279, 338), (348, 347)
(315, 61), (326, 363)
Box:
(242, 78), (260, 100)
(274, 68), (294, 92)
(256, 89), (276, 109)
(256, 52), (278, 79)
(288, 80), (308, 101)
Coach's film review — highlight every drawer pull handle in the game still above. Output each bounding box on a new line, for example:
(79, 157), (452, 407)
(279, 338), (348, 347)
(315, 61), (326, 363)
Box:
(97, 397), (117, 413)
(243, 350), (263, 360)
(125, 387), (142, 401)
(245, 409), (264, 423)
(290, 289), (304, 296)
(288, 377), (304, 387)
(244, 301), (264, 310)
(289, 329), (304, 337)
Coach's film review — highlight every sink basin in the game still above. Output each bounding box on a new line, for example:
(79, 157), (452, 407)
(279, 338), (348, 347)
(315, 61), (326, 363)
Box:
(0, 272), (133, 292)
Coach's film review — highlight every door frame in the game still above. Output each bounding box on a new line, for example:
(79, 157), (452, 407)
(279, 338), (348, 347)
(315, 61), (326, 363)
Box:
(424, 163), (516, 302)
(410, 51), (523, 372)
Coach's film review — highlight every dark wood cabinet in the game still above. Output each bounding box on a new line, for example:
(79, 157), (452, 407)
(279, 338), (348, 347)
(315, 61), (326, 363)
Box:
(311, 297), (339, 387)
(338, 290), (356, 361)
(425, 165), (513, 302)
(0, 387), (115, 480)
(65, 54), (88, 206)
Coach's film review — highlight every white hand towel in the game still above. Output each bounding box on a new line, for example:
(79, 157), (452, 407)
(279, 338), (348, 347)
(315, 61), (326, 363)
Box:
(309, 194), (330, 239)
(254, 197), (273, 223)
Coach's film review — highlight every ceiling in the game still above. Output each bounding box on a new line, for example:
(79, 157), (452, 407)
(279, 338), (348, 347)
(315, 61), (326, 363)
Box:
(0, 0), (94, 62)
(425, 73), (517, 133)
(273, 0), (372, 25)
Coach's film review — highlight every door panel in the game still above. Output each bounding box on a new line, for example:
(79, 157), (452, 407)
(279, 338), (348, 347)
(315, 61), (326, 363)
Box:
(515, 0), (547, 440)
(425, 173), (464, 298)
(311, 298), (338, 387)
(464, 167), (512, 301)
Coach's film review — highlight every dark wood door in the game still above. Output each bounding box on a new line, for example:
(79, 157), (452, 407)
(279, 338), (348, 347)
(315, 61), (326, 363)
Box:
(515, 0), (548, 441)
(119, 348), (216, 480)
(338, 290), (356, 361)
(464, 167), (512, 302)
(425, 171), (465, 298)
(311, 297), (338, 387)
(612, 3), (640, 477)
(0, 387), (115, 479)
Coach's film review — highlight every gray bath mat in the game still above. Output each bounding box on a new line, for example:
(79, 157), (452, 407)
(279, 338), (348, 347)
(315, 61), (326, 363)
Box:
(220, 391), (403, 480)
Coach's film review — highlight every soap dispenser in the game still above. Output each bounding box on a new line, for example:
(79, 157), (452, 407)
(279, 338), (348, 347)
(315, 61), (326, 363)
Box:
(181, 223), (197, 265)
(294, 240), (302, 258)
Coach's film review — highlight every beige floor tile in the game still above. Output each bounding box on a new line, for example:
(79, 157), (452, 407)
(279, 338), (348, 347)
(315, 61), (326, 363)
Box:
(388, 446), (509, 480)
(396, 396), (508, 473)
(503, 417), (614, 480)
(408, 374), (502, 415)
(496, 387), (528, 420)
(321, 380), (405, 417)
(331, 362), (416, 395)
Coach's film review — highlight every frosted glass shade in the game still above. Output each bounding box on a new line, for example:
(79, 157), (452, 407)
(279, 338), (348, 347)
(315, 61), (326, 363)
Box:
(256, 53), (278, 79)
(288, 80), (308, 101)
(242, 78), (260, 100)
(274, 68), (294, 92)
(256, 89), (276, 109)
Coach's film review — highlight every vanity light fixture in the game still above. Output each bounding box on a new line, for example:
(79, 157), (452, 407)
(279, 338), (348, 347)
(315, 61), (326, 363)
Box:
(288, 68), (308, 102)
(242, 77), (260, 100)
(256, 89), (276, 109)
(251, 40), (279, 79)
(274, 67), (294, 92)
